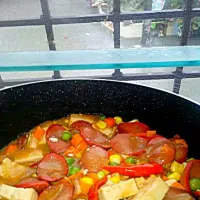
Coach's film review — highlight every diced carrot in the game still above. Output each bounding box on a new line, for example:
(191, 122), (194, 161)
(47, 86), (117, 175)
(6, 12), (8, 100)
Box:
(87, 173), (99, 184)
(171, 181), (185, 190)
(6, 144), (18, 154)
(64, 146), (76, 157)
(161, 175), (168, 181)
(76, 141), (88, 152)
(71, 134), (83, 147)
(58, 177), (70, 184)
(80, 181), (92, 194)
(68, 172), (83, 181)
(33, 126), (45, 140)
(147, 130), (156, 137)
(120, 157), (125, 165)
(104, 117), (115, 127)
(75, 150), (84, 159)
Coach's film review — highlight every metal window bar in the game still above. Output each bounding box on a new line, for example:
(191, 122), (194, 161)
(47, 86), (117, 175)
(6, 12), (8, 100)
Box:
(173, 0), (194, 94)
(112, 0), (122, 77)
(40, 0), (61, 79)
(0, 0), (199, 92)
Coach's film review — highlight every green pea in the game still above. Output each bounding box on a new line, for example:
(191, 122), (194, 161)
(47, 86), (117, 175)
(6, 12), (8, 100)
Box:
(68, 166), (80, 176)
(125, 157), (136, 164)
(62, 131), (72, 141)
(72, 167), (80, 174)
(110, 162), (119, 166)
(100, 115), (106, 120)
(97, 171), (106, 179)
(68, 166), (74, 176)
(190, 178), (200, 191)
(65, 157), (75, 165)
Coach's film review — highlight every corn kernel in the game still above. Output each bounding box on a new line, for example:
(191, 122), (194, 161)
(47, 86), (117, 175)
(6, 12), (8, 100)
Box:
(32, 173), (38, 178)
(64, 119), (69, 123)
(114, 116), (123, 124)
(109, 154), (121, 164)
(96, 120), (107, 129)
(110, 173), (120, 184)
(171, 161), (184, 174)
(167, 172), (181, 181)
(81, 177), (94, 186)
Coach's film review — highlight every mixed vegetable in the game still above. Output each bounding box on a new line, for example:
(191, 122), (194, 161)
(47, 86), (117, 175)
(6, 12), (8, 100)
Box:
(0, 114), (199, 200)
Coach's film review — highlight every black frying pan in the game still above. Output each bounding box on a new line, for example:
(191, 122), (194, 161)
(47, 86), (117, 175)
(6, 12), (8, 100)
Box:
(0, 79), (199, 159)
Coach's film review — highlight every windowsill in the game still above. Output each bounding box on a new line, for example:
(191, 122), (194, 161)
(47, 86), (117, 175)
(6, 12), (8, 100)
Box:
(0, 46), (200, 72)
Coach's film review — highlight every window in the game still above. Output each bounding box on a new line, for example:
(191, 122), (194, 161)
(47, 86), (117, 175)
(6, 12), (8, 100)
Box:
(0, 0), (200, 97)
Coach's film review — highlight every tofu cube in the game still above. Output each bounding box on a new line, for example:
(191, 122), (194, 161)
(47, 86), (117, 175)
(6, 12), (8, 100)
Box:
(165, 179), (177, 187)
(0, 158), (35, 185)
(0, 184), (38, 200)
(98, 178), (138, 200)
(130, 176), (169, 200)
(135, 177), (146, 189)
(14, 149), (43, 164)
(69, 114), (97, 125)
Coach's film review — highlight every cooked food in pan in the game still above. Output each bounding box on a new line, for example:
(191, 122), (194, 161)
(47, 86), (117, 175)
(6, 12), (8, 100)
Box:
(0, 114), (198, 200)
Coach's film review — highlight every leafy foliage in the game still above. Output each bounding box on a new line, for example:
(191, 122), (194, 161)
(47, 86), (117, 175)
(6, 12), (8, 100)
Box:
(120, 0), (145, 12)
(164, 0), (183, 9)
(100, 0), (200, 33)
(101, 0), (200, 11)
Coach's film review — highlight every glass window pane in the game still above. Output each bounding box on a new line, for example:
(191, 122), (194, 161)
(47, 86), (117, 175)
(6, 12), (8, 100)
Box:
(0, 0), (42, 20)
(120, 17), (183, 48)
(193, 0), (200, 8)
(180, 78), (200, 103)
(121, 0), (145, 12)
(53, 23), (114, 50)
(121, 0), (184, 12)
(0, 26), (49, 52)
(188, 17), (200, 45)
(49, 0), (110, 16)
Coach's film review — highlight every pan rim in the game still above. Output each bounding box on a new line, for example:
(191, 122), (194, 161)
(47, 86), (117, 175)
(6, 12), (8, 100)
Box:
(0, 78), (199, 106)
